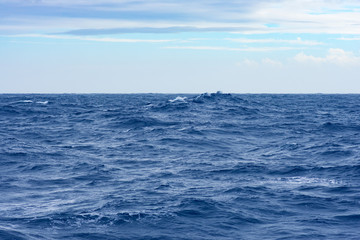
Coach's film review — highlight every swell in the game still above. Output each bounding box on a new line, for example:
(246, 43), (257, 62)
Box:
(1, 93), (360, 240)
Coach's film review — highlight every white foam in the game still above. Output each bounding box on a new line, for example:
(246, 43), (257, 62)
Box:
(36, 101), (48, 105)
(169, 96), (187, 103)
(272, 176), (341, 187)
(19, 100), (33, 103)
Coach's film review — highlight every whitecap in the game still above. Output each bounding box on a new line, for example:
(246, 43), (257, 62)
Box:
(18, 100), (33, 103)
(36, 101), (48, 105)
(169, 96), (187, 103)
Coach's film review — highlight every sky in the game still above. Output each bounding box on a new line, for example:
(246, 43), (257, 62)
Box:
(1, 0), (360, 93)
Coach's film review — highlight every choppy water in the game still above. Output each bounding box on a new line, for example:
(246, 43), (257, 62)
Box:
(1, 93), (360, 240)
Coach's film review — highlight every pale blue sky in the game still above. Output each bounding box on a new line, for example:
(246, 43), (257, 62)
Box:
(1, 0), (360, 93)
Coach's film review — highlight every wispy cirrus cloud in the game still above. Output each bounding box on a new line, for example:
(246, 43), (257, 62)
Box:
(226, 37), (323, 46)
(63, 26), (255, 35)
(1, 0), (360, 35)
(8, 34), (176, 43)
(164, 46), (297, 52)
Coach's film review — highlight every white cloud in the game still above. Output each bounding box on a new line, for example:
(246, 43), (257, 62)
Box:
(164, 46), (297, 52)
(294, 48), (360, 66)
(294, 52), (323, 63)
(9, 34), (176, 43)
(2, 0), (360, 35)
(262, 58), (283, 67)
(0, 0), (134, 5)
(249, 1), (360, 34)
(226, 37), (323, 45)
(237, 59), (259, 67)
(237, 58), (283, 67)
(337, 37), (360, 41)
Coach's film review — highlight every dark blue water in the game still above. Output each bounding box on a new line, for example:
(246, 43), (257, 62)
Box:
(1, 93), (360, 240)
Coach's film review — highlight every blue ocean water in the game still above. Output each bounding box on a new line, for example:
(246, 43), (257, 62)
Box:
(0, 93), (360, 240)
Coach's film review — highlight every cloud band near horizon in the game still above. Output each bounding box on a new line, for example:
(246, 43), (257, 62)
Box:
(1, 0), (360, 35)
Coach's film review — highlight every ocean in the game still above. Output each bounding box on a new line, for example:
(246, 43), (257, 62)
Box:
(0, 93), (359, 240)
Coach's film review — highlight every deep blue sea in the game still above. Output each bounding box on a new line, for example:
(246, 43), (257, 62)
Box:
(1, 93), (360, 240)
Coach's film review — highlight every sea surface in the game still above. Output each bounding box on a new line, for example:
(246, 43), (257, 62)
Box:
(0, 93), (360, 240)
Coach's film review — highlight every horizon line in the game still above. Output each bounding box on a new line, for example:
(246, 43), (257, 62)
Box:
(1, 92), (360, 95)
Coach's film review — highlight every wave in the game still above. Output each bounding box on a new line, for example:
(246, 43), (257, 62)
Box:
(0, 105), (20, 115)
(270, 176), (342, 187)
(169, 96), (188, 103)
(1, 94), (360, 240)
(36, 101), (49, 105)
(0, 228), (29, 240)
(150, 92), (258, 117)
(108, 116), (180, 129)
(321, 121), (360, 132)
(18, 100), (33, 103)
